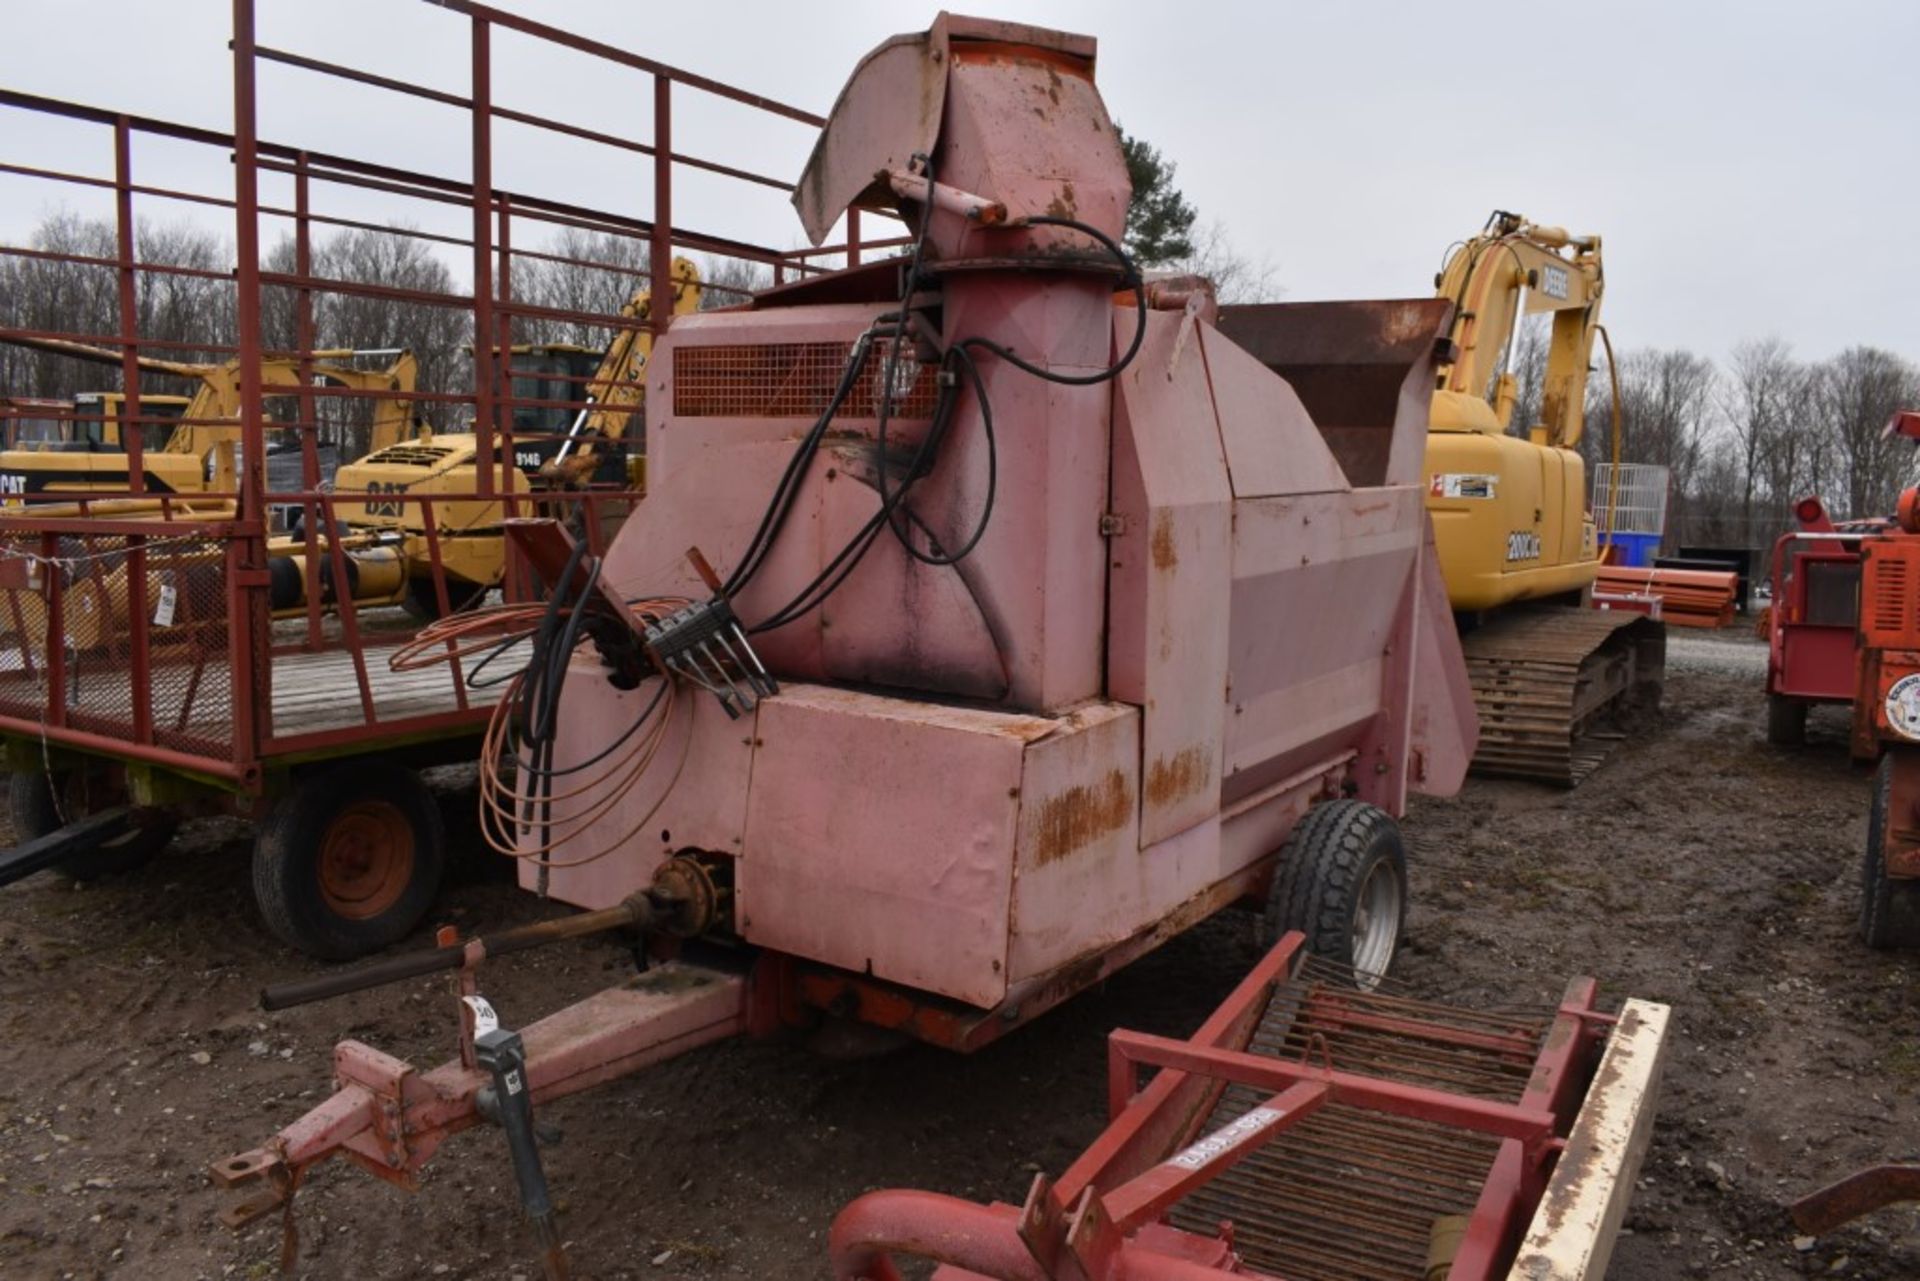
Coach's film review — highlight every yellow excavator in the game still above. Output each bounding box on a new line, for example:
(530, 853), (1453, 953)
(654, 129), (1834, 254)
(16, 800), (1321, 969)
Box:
(1425, 210), (1662, 783)
(1, 391), (192, 452)
(0, 336), (419, 518)
(323, 256), (701, 616)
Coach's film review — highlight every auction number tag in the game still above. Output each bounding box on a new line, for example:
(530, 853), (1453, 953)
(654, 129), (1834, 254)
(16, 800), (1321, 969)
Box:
(462, 995), (500, 1037)
(153, 583), (178, 628)
(1540, 263), (1570, 300)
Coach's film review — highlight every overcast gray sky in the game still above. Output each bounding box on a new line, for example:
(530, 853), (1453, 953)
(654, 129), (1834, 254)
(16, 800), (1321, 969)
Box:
(2, 0), (1915, 364)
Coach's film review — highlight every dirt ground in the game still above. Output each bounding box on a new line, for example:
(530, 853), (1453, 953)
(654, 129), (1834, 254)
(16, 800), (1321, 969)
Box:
(1, 629), (1917, 1280)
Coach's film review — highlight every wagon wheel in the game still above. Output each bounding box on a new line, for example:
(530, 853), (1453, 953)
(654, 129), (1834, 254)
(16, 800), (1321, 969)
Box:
(252, 761), (446, 960)
(1262, 799), (1408, 986)
(8, 767), (177, 881)
(1861, 753), (1920, 950)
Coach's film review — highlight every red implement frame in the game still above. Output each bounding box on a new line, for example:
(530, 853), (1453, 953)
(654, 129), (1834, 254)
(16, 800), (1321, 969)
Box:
(0, 0), (904, 792)
(829, 934), (1614, 1281)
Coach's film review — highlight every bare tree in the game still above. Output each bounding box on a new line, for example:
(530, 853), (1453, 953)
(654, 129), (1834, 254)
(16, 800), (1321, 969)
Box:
(509, 228), (651, 347)
(1171, 219), (1282, 305)
(697, 255), (773, 310)
(1721, 337), (1804, 534)
(0, 212), (233, 402)
(1815, 345), (1920, 519)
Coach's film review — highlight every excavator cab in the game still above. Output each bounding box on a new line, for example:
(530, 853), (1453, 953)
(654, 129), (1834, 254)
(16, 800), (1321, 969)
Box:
(10, 392), (192, 453)
(501, 343), (624, 483)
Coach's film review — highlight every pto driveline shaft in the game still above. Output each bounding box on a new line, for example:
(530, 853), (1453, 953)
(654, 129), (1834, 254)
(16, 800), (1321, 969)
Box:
(259, 895), (654, 1011)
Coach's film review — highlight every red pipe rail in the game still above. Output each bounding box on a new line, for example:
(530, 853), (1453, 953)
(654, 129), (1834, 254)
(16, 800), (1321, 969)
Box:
(0, 0), (902, 791)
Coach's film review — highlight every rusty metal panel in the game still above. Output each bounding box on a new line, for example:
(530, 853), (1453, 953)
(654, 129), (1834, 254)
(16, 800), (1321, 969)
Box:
(1198, 324), (1349, 499)
(1007, 700), (1140, 983)
(815, 457), (1007, 701)
(1109, 309), (1230, 845)
(792, 25), (949, 245)
(1405, 522), (1479, 799)
(741, 684), (1039, 1008)
(1216, 298), (1452, 489)
(1223, 490), (1424, 804)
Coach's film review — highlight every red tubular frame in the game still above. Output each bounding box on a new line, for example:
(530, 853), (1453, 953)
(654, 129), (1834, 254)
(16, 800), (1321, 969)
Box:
(827, 935), (1610, 1281)
(0, 0), (903, 792)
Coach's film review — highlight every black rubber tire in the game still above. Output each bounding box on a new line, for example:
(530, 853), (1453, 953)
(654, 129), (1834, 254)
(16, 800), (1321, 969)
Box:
(1861, 753), (1920, 949)
(252, 762), (446, 960)
(1262, 799), (1408, 980)
(8, 769), (175, 881)
(1767, 694), (1809, 747)
(401, 575), (490, 622)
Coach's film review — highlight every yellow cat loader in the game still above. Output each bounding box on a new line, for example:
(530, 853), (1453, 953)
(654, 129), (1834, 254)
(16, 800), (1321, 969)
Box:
(1424, 211), (1662, 783)
(0, 335), (418, 519)
(326, 257), (700, 617)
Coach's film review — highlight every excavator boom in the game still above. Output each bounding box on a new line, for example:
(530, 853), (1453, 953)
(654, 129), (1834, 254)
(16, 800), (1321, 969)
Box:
(1424, 209), (1662, 784)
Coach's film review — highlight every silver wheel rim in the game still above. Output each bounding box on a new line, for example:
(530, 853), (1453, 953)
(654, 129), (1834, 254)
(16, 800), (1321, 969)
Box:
(1349, 859), (1402, 984)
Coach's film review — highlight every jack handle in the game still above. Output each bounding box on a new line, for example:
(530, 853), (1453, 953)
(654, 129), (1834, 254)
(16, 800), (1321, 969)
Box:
(477, 1025), (570, 1281)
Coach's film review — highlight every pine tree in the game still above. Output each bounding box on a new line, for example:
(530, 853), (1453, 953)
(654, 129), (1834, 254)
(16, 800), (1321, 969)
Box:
(1119, 130), (1197, 267)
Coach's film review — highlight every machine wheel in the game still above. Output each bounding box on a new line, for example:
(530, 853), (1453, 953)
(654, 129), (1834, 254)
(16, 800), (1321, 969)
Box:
(1861, 754), (1920, 950)
(8, 768), (176, 881)
(1263, 799), (1407, 983)
(1767, 694), (1809, 747)
(252, 762), (446, 960)
(401, 575), (490, 622)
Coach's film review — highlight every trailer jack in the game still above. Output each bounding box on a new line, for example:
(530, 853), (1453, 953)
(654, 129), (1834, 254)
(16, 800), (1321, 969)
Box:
(212, 940), (750, 1274)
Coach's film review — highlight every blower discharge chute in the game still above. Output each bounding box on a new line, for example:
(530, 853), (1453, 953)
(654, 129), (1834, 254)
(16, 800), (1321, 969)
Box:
(215, 13), (1504, 1272)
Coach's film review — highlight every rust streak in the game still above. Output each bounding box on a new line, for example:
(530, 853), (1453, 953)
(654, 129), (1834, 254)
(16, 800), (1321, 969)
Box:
(1031, 770), (1131, 866)
(1150, 510), (1177, 571)
(1146, 745), (1210, 808)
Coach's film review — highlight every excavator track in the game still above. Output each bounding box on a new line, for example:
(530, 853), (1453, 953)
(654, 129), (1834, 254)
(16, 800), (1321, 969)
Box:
(1459, 607), (1664, 785)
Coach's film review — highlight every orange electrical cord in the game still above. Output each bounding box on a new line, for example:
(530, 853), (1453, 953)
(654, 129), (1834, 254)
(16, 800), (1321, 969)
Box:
(391, 593), (697, 866)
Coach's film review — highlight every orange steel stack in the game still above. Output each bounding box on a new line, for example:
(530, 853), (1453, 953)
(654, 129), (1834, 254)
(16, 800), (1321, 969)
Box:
(1594, 565), (1737, 628)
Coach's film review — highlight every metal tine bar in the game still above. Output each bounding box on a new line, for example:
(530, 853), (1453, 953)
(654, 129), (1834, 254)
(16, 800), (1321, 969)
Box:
(1205, 1201), (1430, 1266)
(1212, 1084), (1507, 1170)
(1182, 1176), (1449, 1249)
(1205, 1136), (1489, 1206)
(1262, 1033), (1536, 1095)
(1295, 986), (1557, 1038)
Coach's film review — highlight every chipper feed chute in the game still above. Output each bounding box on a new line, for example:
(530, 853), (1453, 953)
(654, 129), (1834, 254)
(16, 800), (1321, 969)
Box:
(831, 931), (1670, 1281)
(212, 12), (1485, 1275)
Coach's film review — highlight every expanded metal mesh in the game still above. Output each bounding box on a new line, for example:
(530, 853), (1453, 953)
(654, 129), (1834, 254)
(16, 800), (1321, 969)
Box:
(0, 532), (233, 758)
(672, 340), (939, 419)
(1592, 462), (1670, 536)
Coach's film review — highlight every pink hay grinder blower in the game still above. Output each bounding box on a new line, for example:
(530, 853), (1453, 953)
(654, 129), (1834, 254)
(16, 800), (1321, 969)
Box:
(212, 14), (1667, 1280)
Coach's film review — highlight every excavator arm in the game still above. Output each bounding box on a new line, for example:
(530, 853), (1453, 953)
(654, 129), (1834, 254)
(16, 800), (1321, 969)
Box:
(1433, 210), (1602, 449)
(0, 333), (416, 457)
(543, 256), (702, 484)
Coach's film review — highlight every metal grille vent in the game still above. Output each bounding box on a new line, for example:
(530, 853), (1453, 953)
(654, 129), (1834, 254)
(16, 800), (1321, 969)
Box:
(672, 340), (939, 419)
(1869, 556), (1912, 642)
(362, 444), (458, 467)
